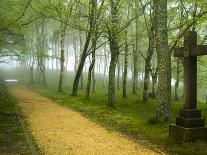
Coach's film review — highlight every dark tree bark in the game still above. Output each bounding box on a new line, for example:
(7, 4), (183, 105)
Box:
(142, 0), (155, 102)
(150, 66), (158, 97)
(71, 34), (91, 96)
(35, 18), (47, 88)
(108, 0), (119, 107)
(73, 35), (78, 72)
(30, 49), (35, 85)
(155, 0), (171, 122)
(123, 31), (128, 98)
(71, 0), (96, 96)
(117, 56), (120, 90)
(132, 0), (140, 95)
(103, 44), (108, 88)
(30, 64), (34, 84)
(92, 68), (96, 93)
(85, 0), (97, 98)
(85, 36), (97, 99)
(58, 23), (66, 92)
(79, 30), (84, 90)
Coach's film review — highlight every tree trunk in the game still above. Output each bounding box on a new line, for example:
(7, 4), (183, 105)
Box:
(30, 65), (34, 84)
(79, 30), (84, 90)
(55, 43), (59, 70)
(142, 0), (155, 102)
(132, 0), (139, 95)
(174, 0), (184, 100)
(85, 48), (96, 98)
(58, 23), (66, 92)
(92, 68), (96, 93)
(30, 54), (35, 84)
(36, 18), (47, 88)
(123, 31), (128, 98)
(85, 28), (97, 99)
(108, 0), (119, 107)
(151, 67), (158, 97)
(108, 55), (117, 107)
(117, 56), (120, 90)
(103, 44), (107, 88)
(155, 0), (171, 122)
(71, 34), (90, 96)
(71, 0), (96, 96)
(143, 43), (154, 101)
(73, 36), (78, 72)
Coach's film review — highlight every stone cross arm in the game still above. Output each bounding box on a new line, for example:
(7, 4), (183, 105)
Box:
(175, 45), (207, 57)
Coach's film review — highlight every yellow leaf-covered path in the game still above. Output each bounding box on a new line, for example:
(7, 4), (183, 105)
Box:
(9, 85), (164, 155)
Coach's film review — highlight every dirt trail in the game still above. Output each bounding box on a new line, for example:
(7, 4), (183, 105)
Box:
(9, 85), (163, 155)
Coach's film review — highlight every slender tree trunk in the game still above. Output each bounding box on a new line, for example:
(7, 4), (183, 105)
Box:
(103, 44), (107, 88)
(151, 67), (158, 97)
(85, 39), (96, 98)
(73, 35), (78, 72)
(72, 0), (96, 96)
(51, 42), (54, 71)
(30, 63), (34, 84)
(143, 40), (154, 101)
(155, 0), (171, 122)
(36, 18), (47, 88)
(174, 0), (184, 100)
(142, 0), (155, 102)
(55, 43), (59, 70)
(108, 55), (117, 107)
(65, 45), (69, 71)
(92, 68), (96, 93)
(123, 31), (128, 98)
(58, 23), (66, 92)
(79, 31), (84, 90)
(133, 1), (139, 95)
(71, 34), (90, 96)
(117, 56), (120, 90)
(108, 0), (119, 107)
(85, 17), (97, 99)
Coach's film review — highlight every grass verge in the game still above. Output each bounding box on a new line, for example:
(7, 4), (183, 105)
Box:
(0, 81), (36, 155)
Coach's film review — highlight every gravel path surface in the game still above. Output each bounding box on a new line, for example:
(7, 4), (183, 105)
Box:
(9, 85), (163, 155)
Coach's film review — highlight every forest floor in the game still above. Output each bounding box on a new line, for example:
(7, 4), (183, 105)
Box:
(8, 85), (163, 155)
(0, 83), (31, 155)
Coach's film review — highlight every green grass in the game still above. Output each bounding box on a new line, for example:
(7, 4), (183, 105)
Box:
(0, 81), (31, 154)
(2, 68), (207, 154)
(28, 83), (207, 155)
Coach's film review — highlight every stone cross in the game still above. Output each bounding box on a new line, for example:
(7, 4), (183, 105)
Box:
(175, 31), (207, 109)
(170, 31), (207, 142)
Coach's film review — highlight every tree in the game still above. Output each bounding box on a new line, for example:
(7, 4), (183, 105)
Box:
(85, 0), (98, 99)
(122, 31), (128, 98)
(155, 0), (171, 122)
(71, 0), (95, 96)
(107, 0), (120, 107)
(142, 0), (156, 102)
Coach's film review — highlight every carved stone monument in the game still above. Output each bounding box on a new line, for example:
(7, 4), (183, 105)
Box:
(170, 31), (207, 142)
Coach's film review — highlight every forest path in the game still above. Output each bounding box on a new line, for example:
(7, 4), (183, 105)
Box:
(9, 85), (163, 155)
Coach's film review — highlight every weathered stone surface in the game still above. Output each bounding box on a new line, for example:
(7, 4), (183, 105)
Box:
(176, 117), (205, 128)
(179, 109), (201, 118)
(169, 124), (207, 143)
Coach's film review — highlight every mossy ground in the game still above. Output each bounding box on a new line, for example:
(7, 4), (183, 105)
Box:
(0, 82), (31, 154)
